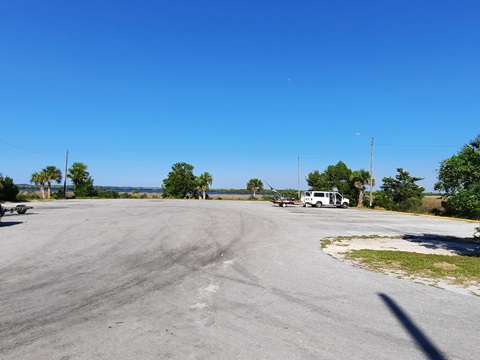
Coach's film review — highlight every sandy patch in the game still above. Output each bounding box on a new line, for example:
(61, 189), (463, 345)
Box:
(322, 237), (480, 296)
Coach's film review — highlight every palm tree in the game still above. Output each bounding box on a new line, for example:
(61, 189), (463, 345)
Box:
(42, 166), (62, 198)
(247, 178), (263, 197)
(67, 162), (90, 193)
(469, 134), (480, 150)
(31, 171), (47, 199)
(350, 169), (372, 207)
(196, 172), (213, 200)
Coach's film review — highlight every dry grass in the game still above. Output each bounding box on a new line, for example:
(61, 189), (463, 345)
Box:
(124, 193), (267, 201)
(24, 191), (445, 207)
(422, 195), (443, 212)
(207, 194), (266, 201)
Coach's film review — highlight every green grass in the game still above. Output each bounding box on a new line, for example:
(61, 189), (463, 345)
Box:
(321, 239), (332, 248)
(346, 250), (480, 285)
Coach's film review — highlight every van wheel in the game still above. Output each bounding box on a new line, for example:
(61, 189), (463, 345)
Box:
(316, 201), (322, 208)
(341, 202), (348, 209)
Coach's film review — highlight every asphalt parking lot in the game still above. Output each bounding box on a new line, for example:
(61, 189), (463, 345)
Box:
(1, 199), (479, 359)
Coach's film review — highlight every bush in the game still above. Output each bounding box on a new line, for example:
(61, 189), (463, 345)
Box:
(75, 178), (98, 198)
(374, 193), (423, 212)
(98, 191), (119, 199)
(16, 191), (39, 201)
(0, 176), (19, 201)
(279, 189), (299, 200)
(52, 188), (65, 199)
(441, 190), (480, 220)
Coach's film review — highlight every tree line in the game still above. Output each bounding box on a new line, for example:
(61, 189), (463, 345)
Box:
(1, 134), (479, 226)
(30, 162), (97, 199)
(0, 162), (97, 201)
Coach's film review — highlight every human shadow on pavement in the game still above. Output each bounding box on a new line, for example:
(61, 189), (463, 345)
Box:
(402, 234), (480, 257)
(379, 293), (446, 360)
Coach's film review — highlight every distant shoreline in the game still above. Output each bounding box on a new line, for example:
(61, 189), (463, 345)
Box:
(18, 185), (275, 197)
(17, 185), (274, 200)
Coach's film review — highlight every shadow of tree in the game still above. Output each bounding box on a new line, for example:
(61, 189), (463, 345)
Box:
(402, 234), (480, 257)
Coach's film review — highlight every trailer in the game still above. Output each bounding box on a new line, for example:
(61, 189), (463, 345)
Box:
(270, 189), (302, 207)
(0, 204), (33, 219)
(271, 196), (301, 207)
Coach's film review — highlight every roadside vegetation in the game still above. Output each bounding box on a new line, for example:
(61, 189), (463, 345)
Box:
(246, 178), (264, 197)
(346, 249), (480, 287)
(161, 162), (213, 199)
(322, 235), (480, 295)
(0, 174), (19, 201)
(2, 134), (480, 237)
(4, 135), (479, 292)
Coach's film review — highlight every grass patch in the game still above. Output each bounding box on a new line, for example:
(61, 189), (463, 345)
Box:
(346, 250), (480, 285)
(333, 235), (397, 241)
(321, 239), (332, 248)
(422, 195), (444, 215)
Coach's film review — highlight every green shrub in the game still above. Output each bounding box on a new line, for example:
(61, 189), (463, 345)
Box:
(16, 191), (39, 201)
(52, 188), (65, 199)
(75, 178), (98, 198)
(441, 190), (480, 220)
(0, 176), (19, 201)
(98, 191), (119, 199)
(279, 189), (299, 200)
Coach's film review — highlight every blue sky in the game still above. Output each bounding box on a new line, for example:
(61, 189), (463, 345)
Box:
(1, 1), (479, 191)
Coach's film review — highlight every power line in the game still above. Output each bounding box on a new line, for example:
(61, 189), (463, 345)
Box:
(0, 139), (65, 155)
(376, 143), (458, 148)
(301, 145), (370, 160)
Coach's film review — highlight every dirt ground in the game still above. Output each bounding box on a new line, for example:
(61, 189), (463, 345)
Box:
(322, 237), (480, 296)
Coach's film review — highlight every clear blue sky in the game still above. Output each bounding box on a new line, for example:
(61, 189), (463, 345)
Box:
(1, 1), (479, 191)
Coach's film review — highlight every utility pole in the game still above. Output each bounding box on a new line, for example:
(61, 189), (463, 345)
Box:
(298, 156), (300, 199)
(369, 137), (374, 208)
(355, 132), (375, 207)
(63, 150), (68, 197)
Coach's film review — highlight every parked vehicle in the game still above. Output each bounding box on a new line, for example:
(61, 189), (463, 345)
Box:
(0, 204), (33, 221)
(302, 191), (349, 208)
(265, 181), (302, 207)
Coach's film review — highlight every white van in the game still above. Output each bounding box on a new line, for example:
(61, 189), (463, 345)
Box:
(302, 191), (349, 208)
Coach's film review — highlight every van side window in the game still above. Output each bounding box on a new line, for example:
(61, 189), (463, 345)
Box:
(313, 192), (324, 197)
